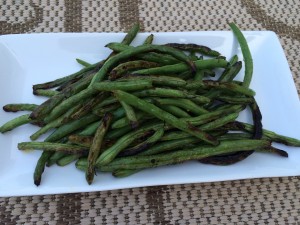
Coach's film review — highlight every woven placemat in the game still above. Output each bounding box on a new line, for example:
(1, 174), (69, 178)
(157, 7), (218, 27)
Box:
(1, 0), (300, 224)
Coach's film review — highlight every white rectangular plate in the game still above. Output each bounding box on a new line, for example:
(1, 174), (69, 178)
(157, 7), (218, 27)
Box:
(0, 31), (300, 197)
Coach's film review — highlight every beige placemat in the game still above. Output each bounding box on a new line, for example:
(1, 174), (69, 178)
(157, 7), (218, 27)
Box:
(1, 0), (300, 224)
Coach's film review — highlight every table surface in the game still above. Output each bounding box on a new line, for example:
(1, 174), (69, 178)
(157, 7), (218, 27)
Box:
(1, 0), (300, 224)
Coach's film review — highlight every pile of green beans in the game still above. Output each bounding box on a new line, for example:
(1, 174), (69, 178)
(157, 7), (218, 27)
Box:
(1, 23), (300, 186)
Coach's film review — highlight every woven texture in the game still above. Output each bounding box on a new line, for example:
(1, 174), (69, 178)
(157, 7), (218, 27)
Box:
(1, 0), (300, 224)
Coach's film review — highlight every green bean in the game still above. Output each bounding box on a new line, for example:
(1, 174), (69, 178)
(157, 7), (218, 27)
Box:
(218, 132), (252, 140)
(160, 130), (226, 141)
(133, 58), (228, 75)
(92, 80), (153, 92)
(46, 114), (99, 142)
(118, 127), (164, 156)
(215, 95), (253, 104)
(159, 105), (191, 118)
(165, 43), (221, 57)
(109, 60), (159, 80)
(93, 96), (117, 108)
(76, 58), (92, 67)
(229, 55), (239, 65)
(18, 142), (89, 154)
(112, 169), (141, 178)
(90, 43), (196, 85)
(111, 111), (151, 129)
(183, 104), (244, 126)
(78, 121), (100, 136)
(105, 125), (132, 139)
(186, 80), (255, 96)
(143, 34), (154, 44)
(139, 137), (202, 156)
(121, 23), (140, 45)
(194, 70), (204, 83)
(200, 112), (239, 130)
(33, 89), (59, 97)
(96, 123), (164, 166)
(75, 157), (88, 171)
(92, 103), (120, 117)
(68, 135), (94, 147)
(98, 139), (270, 171)
(153, 98), (208, 115)
(218, 61), (242, 82)
(47, 152), (66, 167)
(236, 122), (300, 146)
(0, 114), (32, 133)
(154, 111), (240, 142)
(3, 104), (38, 112)
(133, 88), (210, 104)
(229, 23), (253, 88)
(86, 113), (113, 184)
(70, 92), (108, 120)
(57, 154), (83, 166)
(32, 62), (100, 90)
(120, 75), (187, 88)
(113, 90), (219, 145)
(34, 151), (53, 186)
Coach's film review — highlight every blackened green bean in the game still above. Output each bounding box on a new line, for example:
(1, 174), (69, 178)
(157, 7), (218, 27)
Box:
(118, 127), (164, 156)
(18, 142), (89, 154)
(86, 113), (113, 184)
(3, 104), (38, 112)
(133, 58), (228, 75)
(109, 60), (159, 80)
(215, 95), (253, 104)
(120, 75), (187, 88)
(68, 135), (93, 147)
(165, 43), (221, 57)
